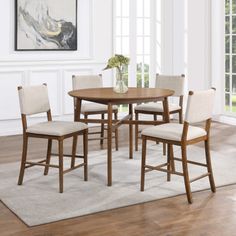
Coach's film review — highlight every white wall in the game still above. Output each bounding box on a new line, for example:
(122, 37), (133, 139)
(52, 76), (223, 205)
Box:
(187, 0), (212, 91)
(211, 0), (224, 115)
(162, 0), (212, 90)
(0, 0), (113, 136)
(187, 0), (225, 117)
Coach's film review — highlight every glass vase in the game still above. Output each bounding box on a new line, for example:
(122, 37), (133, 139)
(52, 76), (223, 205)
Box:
(113, 69), (128, 94)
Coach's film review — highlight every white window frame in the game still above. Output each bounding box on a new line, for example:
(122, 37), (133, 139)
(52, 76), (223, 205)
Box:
(211, 0), (230, 116)
(112, 0), (160, 88)
(223, 0), (236, 115)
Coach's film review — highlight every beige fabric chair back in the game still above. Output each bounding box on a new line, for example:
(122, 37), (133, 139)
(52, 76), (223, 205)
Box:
(185, 89), (215, 124)
(18, 84), (50, 115)
(72, 75), (103, 90)
(155, 74), (185, 97)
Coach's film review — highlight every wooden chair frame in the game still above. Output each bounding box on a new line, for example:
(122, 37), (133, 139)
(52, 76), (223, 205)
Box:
(72, 75), (119, 151)
(140, 92), (216, 204)
(135, 74), (185, 154)
(18, 86), (88, 193)
(80, 109), (119, 151)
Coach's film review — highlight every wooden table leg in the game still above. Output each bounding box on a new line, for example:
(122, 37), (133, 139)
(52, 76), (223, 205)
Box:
(107, 103), (113, 186)
(163, 97), (175, 171)
(162, 97), (170, 123)
(129, 104), (133, 159)
(74, 98), (82, 121)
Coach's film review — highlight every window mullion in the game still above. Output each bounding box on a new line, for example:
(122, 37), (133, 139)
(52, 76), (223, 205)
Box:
(142, 1), (145, 88)
(150, 0), (157, 88)
(230, 0), (232, 112)
(129, 0), (137, 87)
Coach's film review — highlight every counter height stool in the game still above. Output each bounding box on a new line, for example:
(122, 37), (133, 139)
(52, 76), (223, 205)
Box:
(17, 84), (88, 193)
(140, 89), (216, 203)
(134, 74), (185, 154)
(72, 75), (119, 150)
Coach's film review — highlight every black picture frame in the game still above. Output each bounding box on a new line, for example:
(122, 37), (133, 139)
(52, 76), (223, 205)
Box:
(15, 0), (77, 51)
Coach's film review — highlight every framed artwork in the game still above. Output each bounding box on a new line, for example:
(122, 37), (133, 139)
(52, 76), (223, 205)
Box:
(15, 0), (77, 51)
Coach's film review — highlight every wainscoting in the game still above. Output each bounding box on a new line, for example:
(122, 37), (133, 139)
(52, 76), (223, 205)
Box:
(0, 61), (113, 136)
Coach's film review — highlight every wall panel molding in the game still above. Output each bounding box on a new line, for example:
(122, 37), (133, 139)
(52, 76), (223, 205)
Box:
(0, 66), (99, 136)
(0, 60), (106, 69)
(0, 71), (25, 120)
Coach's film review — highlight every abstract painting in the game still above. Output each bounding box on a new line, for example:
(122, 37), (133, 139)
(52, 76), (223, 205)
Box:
(15, 0), (77, 51)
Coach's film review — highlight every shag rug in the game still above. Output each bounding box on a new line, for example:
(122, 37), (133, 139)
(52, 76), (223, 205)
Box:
(0, 144), (235, 226)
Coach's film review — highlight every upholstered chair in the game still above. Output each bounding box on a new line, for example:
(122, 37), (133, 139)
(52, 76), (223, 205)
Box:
(18, 84), (88, 193)
(72, 75), (119, 150)
(134, 74), (185, 154)
(140, 89), (216, 203)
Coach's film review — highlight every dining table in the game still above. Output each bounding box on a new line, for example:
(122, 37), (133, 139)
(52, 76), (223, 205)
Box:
(69, 87), (174, 186)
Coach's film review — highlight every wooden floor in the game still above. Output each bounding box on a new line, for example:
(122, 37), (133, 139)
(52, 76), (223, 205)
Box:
(0, 122), (236, 236)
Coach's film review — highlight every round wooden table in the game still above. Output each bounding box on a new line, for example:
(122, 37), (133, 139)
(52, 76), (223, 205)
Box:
(69, 87), (174, 186)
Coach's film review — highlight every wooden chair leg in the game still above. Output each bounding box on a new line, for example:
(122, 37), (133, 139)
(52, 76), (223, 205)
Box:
(179, 110), (183, 124)
(162, 115), (166, 155)
(167, 144), (171, 181)
(114, 112), (119, 151)
(140, 136), (147, 191)
(44, 139), (52, 175)
(135, 112), (139, 151)
(71, 135), (78, 168)
(100, 114), (105, 146)
(163, 143), (166, 156)
(84, 114), (88, 124)
(181, 144), (192, 203)
(205, 139), (216, 192)
(83, 129), (88, 181)
(18, 135), (29, 185)
(58, 140), (64, 193)
(154, 115), (159, 145)
(170, 144), (175, 172)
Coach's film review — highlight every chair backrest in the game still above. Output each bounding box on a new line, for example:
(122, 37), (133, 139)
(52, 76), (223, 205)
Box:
(155, 74), (185, 97)
(72, 75), (103, 90)
(18, 84), (50, 115)
(185, 89), (215, 124)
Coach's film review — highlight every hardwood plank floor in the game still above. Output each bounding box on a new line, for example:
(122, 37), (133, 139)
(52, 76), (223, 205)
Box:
(0, 122), (236, 236)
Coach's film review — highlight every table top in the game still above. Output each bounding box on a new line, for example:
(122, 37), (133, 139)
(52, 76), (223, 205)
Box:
(69, 87), (174, 105)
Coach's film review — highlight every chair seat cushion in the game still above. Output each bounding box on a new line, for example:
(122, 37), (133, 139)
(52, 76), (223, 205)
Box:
(81, 103), (118, 113)
(27, 121), (87, 136)
(142, 123), (207, 141)
(134, 102), (181, 113)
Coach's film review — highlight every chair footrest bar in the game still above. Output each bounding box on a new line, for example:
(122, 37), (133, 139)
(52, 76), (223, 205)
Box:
(89, 128), (118, 133)
(190, 173), (210, 183)
(104, 127), (118, 132)
(63, 163), (85, 174)
(88, 136), (115, 141)
(51, 153), (85, 159)
(173, 157), (207, 167)
(25, 161), (59, 169)
(145, 164), (183, 176)
(88, 131), (103, 135)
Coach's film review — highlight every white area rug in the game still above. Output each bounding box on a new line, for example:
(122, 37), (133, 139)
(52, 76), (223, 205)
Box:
(0, 144), (235, 226)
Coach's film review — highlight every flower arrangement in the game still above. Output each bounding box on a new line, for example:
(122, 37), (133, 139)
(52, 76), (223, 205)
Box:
(103, 54), (130, 77)
(103, 54), (130, 93)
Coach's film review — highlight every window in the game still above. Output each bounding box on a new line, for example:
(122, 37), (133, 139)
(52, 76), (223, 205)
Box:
(136, 0), (151, 88)
(225, 0), (236, 113)
(115, 0), (129, 87)
(114, 0), (161, 90)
